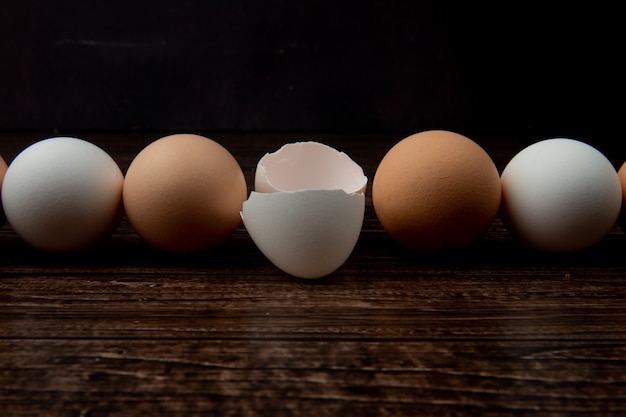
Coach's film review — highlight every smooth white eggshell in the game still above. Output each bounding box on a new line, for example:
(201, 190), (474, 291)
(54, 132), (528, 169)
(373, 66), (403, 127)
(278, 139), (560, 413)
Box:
(500, 138), (621, 253)
(242, 189), (365, 279)
(255, 141), (367, 193)
(1, 137), (124, 251)
(244, 141), (367, 278)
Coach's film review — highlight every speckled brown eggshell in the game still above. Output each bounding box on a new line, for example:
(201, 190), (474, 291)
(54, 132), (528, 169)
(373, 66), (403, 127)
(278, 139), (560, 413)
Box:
(372, 130), (501, 251)
(123, 134), (247, 253)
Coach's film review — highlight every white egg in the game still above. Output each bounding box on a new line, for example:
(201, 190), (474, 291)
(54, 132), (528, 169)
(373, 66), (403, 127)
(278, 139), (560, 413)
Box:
(1, 137), (124, 251)
(242, 190), (365, 279)
(500, 138), (622, 253)
(242, 141), (367, 279)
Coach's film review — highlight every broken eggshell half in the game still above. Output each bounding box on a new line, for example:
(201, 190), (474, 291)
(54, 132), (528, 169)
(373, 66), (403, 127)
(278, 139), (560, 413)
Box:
(242, 141), (367, 279)
(255, 141), (367, 194)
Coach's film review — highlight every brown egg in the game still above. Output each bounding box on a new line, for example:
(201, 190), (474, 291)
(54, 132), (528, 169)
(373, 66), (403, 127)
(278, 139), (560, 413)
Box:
(372, 130), (501, 251)
(123, 134), (247, 252)
(0, 154), (7, 225)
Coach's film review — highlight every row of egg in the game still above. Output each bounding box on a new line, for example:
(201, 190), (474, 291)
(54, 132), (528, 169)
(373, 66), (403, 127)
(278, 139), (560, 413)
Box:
(0, 131), (625, 279)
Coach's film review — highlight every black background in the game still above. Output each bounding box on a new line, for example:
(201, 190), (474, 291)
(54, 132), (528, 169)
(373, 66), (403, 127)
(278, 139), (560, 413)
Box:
(1, 1), (623, 139)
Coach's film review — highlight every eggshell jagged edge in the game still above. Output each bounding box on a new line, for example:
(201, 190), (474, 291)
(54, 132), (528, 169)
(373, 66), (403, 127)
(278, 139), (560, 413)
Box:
(241, 141), (368, 279)
(255, 141), (367, 194)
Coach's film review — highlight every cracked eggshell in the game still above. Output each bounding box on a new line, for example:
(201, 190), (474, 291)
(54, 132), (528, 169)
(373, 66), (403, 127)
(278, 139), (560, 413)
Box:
(243, 141), (367, 279)
(242, 190), (365, 279)
(255, 141), (367, 193)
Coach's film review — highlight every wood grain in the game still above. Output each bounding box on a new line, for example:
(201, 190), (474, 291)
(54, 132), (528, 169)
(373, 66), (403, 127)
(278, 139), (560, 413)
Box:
(1, 132), (626, 416)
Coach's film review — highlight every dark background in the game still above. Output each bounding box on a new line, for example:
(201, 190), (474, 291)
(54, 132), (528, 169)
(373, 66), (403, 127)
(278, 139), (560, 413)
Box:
(0, 1), (623, 139)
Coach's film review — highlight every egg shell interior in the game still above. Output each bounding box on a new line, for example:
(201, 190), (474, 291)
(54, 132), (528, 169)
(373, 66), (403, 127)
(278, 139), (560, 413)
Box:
(255, 141), (367, 194)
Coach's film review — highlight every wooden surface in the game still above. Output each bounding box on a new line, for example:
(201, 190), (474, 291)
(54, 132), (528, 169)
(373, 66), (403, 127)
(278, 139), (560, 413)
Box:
(1, 132), (626, 416)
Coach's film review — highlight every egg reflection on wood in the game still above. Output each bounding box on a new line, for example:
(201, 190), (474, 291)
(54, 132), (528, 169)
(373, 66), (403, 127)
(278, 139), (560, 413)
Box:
(241, 141), (367, 279)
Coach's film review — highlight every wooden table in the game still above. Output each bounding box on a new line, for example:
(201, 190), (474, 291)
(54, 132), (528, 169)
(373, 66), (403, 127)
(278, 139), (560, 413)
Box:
(2, 132), (626, 416)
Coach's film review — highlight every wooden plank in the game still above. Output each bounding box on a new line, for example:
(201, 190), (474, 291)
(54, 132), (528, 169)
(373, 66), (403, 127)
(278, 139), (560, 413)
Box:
(1, 339), (626, 416)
